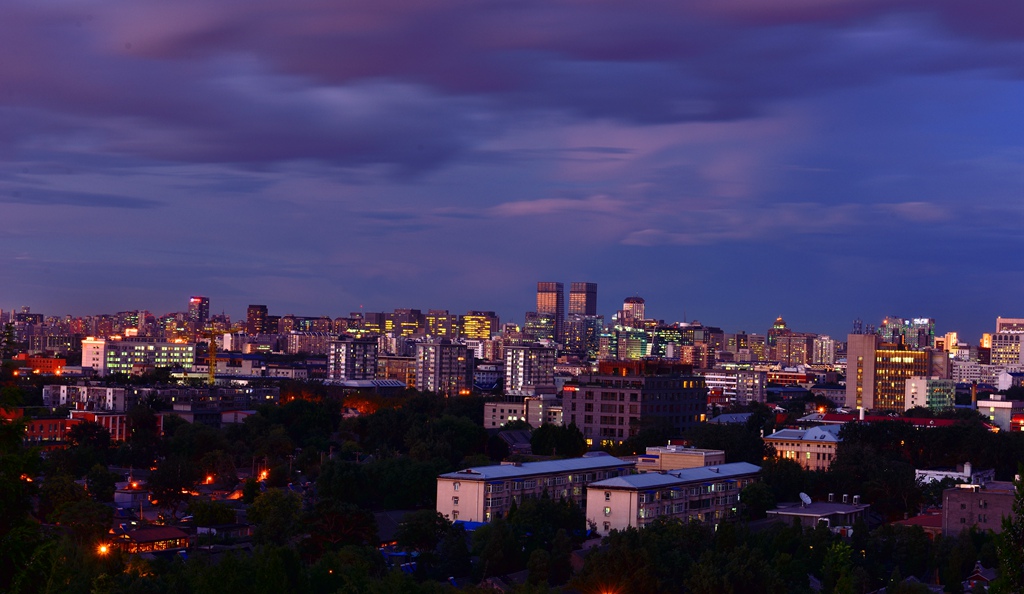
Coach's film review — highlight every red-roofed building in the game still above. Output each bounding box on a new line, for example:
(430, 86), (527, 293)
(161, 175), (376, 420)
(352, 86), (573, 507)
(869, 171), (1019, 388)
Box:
(892, 513), (943, 539)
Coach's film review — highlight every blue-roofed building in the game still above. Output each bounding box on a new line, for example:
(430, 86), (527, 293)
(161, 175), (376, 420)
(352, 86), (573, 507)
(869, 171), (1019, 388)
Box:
(764, 425), (842, 471)
(586, 462), (761, 536)
(435, 453), (635, 523)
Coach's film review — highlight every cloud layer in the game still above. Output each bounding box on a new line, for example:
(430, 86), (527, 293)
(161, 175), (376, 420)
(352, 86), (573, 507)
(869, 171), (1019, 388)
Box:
(1, 0), (1022, 338)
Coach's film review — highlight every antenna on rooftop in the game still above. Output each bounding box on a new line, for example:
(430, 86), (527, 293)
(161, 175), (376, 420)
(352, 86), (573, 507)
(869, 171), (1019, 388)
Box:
(799, 492), (812, 507)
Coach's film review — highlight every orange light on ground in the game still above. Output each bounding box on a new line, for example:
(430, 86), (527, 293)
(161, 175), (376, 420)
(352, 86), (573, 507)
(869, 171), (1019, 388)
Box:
(20, 474), (33, 482)
(131, 482), (139, 489)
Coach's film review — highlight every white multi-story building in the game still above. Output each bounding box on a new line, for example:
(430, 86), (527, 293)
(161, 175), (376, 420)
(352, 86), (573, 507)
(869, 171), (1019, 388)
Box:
(80, 337), (195, 376)
(813, 335), (837, 365)
(990, 332), (1024, 366)
(415, 339), (474, 396)
(904, 376), (955, 411)
(483, 395), (563, 429)
(328, 337), (378, 380)
(42, 385), (135, 412)
(700, 369), (766, 405)
(504, 345), (556, 396)
(436, 453), (634, 522)
(587, 462), (760, 536)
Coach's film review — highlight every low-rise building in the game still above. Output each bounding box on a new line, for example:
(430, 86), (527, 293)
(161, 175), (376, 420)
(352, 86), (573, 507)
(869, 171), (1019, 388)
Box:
(975, 394), (1024, 431)
(766, 498), (870, 530)
(436, 453), (634, 523)
(634, 445), (726, 472)
(915, 462), (994, 486)
(904, 376), (955, 412)
(763, 425), (842, 471)
(483, 395), (563, 429)
(942, 481), (1018, 536)
(587, 462), (760, 536)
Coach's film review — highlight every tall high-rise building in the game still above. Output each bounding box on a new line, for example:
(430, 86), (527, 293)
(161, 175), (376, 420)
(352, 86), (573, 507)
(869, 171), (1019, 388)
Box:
(845, 334), (943, 412)
(876, 317), (935, 350)
(328, 337), (378, 380)
(504, 345), (557, 396)
(621, 296), (645, 324)
(246, 305), (268, 336)
(460, 311), (500, 340)
(536, 282), (565, 343)
(188, 296), (210, 327)
(415, 339), (474, 397)
(426, 310), (458, 338)
(996, 317), (1024, 332)
(524, 312), (556, 343)
(569, 282), (598, 316)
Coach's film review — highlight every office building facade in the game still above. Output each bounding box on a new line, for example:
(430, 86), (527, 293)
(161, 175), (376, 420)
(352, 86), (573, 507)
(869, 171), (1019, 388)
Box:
(536, 282), (565, 343)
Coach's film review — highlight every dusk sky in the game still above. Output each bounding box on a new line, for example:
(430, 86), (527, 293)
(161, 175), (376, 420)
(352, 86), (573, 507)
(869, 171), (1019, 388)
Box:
(2, 0), (1022, 341)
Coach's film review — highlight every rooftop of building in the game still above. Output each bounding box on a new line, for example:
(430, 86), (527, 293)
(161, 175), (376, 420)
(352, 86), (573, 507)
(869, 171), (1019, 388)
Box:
(437, 452), (631, 481)
(590, 462), (761, 490)
(643, 445), (725, 456)
(707, 413), (753, 425)
(765, 425), (843, 442)
(769, 500), (870, 517)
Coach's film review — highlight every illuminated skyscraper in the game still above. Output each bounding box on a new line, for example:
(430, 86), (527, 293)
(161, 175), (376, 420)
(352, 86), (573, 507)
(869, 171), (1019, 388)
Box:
(246, 305), (267, 336)
(328, 336), (378, 380)
(621, 296), (645, 324)
(460, 311), (500, 340)
(536, 282), (564, 343)
(845, 333), (943, 412)
(188, 296), (210, 327)
(569, 282), (598, 316)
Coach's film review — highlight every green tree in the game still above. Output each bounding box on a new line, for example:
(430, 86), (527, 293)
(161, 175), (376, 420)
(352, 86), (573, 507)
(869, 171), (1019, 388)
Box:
(530, 423), (587, 458)
(85, 464), (119, 503)
(186, 499), (236, 526)
(395, 510), (451, 552)
(249, 488), (302, 546)
(741, 481), (777, 520)
(148, 455), (199, 519)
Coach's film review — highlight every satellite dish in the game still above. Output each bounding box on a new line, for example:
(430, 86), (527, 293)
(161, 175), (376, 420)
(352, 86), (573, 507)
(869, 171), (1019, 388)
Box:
(799, 492), (812, 506)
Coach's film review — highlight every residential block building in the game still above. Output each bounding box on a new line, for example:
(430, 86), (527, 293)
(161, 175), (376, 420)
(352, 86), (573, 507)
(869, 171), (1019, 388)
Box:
(436, 453), (634, 522)
(587, 462), (760, 536)
(415, 339), (474, 396)
(562, 361), (708, 446)
(328, 337), (378, 380)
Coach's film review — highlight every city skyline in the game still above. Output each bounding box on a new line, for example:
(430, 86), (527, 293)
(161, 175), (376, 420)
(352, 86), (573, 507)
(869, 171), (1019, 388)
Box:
(2, 1), (1021, 343)
(2, 292), (1017, 345)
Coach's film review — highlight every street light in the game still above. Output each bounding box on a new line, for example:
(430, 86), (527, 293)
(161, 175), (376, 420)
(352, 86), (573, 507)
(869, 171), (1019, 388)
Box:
(97, 544), (110, 556)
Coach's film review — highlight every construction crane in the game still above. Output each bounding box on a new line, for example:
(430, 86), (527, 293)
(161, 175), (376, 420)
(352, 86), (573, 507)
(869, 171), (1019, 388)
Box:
(198, 325), (245, 385)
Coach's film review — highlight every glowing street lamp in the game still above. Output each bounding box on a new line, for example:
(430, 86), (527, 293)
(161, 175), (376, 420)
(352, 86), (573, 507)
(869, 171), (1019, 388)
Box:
(97, 544), (110, 556)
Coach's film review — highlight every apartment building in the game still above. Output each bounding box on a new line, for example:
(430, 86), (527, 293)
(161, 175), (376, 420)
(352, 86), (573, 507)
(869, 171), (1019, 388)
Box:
(436, 453), (634, 523)
(587, 462), (761, 536)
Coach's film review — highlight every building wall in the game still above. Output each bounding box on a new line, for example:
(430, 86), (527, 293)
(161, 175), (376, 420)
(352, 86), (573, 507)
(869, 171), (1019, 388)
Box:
(563, 372), (707, 446)
(943, 484), (1016, 536)
(436, 458), (634, 523)
(904, 377), (955, 411)
(587, 465), (759, 536)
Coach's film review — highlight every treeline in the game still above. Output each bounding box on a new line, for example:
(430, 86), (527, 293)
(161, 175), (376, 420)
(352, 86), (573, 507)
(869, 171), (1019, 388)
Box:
(573, 517), (1000, 594)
